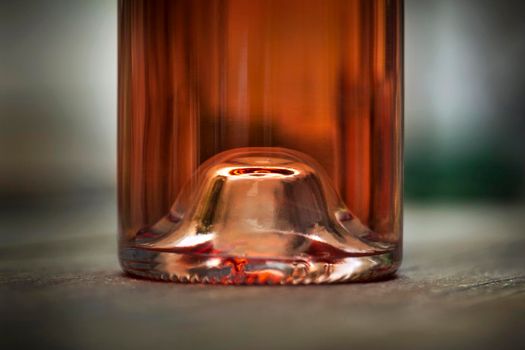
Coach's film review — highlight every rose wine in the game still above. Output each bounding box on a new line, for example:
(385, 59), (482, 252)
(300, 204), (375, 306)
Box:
(118, 0), (403, 284)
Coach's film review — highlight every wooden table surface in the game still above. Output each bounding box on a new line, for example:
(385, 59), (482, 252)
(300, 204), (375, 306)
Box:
(1, 197), (524, 350)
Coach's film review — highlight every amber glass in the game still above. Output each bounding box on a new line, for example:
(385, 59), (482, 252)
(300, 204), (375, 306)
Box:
(118, 0), (403, 284)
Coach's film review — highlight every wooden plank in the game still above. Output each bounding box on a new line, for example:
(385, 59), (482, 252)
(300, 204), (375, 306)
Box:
(1, 203), (524, 350)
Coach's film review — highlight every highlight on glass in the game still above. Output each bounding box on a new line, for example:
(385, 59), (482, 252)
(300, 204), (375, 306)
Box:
(118, 0), (403, 284)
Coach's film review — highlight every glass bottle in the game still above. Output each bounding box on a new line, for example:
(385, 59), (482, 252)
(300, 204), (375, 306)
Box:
(118, 0), (403, 284)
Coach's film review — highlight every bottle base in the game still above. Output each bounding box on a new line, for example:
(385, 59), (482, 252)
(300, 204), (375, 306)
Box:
(120, 148), (401, 285)
(120, 246), (400, 285)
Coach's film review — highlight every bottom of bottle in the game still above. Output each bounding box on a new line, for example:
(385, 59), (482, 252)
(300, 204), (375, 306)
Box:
(119, 246), (400, 285)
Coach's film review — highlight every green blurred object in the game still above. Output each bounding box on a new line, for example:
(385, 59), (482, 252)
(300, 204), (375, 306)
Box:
(405, 149), (524, 201)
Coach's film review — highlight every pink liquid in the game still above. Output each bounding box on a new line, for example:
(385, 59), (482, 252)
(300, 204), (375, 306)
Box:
(118, 0), (403, 284)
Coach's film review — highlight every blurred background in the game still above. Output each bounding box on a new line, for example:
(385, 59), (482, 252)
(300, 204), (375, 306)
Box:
(0, 0), (524, 242)
(406, 0), (525, 201)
